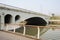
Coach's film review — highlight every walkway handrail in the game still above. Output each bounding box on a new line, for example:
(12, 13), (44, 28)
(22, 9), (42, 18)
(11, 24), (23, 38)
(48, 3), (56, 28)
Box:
(5, 24), (60, 30)
(5, 23), (60, 39)
(25, 25), (60, 29)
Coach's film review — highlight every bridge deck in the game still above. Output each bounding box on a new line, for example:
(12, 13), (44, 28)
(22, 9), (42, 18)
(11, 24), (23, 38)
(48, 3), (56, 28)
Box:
(0, 31), (37, 40)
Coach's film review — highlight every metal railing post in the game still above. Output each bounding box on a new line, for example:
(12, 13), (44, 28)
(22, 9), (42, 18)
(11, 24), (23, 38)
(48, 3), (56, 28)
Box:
(20, 21), (27, 35)
(23, 25), (26, 35)
(5, 24), (8, 31)
(13, 24), (15, 33)
(37, 26), (40, 39)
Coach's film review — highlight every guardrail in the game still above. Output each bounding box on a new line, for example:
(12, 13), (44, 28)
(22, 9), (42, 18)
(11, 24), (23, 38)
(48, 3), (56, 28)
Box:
(3, 23), (60, 39)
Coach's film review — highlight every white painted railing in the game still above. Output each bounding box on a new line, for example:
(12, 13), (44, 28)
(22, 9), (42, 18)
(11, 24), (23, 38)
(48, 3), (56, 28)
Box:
(5, 23), (60, 39)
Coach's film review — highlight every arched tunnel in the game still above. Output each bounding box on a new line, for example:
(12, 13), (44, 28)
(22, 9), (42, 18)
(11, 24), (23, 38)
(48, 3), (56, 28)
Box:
(25, 17), (47, 26)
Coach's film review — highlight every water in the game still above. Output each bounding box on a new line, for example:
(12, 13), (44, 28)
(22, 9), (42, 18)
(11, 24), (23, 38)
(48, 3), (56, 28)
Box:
(41, 29), (60, 40)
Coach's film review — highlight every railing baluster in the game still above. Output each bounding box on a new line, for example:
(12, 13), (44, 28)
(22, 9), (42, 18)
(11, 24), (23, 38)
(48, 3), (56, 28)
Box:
(13, 27), (15, 33)
(37, 26), (40, 39)
(23, 25), (26, 35)
(6, 24), (8, 31)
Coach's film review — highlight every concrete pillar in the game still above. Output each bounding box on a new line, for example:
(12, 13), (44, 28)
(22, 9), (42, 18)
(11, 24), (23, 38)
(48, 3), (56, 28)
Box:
(12, 16), (15, 23)
(12, 16), (15, 33)
(37, 26), (40, 39)
(1, 13), (5, 30)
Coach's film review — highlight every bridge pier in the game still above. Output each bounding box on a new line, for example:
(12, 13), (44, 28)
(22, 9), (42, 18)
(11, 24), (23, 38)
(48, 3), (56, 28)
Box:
(13, 16), (16, 33)
(1, 13), (5, 30)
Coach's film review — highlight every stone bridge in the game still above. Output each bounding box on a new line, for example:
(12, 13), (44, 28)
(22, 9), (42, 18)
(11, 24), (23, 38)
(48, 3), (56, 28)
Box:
(0, 3), (50, 30)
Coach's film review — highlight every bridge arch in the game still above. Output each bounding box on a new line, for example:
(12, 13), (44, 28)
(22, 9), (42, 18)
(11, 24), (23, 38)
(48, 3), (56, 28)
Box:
(4, 14), (12, 24)
(15, 15), (20, 21)
(24, 17), (47, 26)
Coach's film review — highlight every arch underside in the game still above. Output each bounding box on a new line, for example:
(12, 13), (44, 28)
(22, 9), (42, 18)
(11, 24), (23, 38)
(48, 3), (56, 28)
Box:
(25, 17), (47, 26)
(15, 17), (48, 36)
(15, 15), (20, 21)
(4, 14), (12, 24)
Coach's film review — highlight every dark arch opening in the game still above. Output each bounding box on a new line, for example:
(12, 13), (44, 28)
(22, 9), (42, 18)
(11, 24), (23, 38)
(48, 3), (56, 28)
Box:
(5, 14), (12, 24)
(25, 17), (47, 26)
(15, 15), (20, 21)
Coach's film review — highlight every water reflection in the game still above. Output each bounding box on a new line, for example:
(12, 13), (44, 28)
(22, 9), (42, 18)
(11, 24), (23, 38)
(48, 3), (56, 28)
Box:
(41, 29), (60, 40)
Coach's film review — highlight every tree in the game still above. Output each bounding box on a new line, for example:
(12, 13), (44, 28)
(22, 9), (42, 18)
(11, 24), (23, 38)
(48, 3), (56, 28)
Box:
(51, 13), (55, 19)
(52, 13), (55, 17)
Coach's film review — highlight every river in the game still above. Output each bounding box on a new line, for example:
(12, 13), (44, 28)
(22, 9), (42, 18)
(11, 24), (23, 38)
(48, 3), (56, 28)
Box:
(41, 29), (60, 40)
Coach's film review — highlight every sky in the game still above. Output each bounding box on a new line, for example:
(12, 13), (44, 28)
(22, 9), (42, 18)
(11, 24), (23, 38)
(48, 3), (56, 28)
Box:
(0, 0), (60, 16)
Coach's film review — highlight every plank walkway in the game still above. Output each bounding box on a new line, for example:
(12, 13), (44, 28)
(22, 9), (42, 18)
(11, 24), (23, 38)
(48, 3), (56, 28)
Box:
(0, 31), (38, 40)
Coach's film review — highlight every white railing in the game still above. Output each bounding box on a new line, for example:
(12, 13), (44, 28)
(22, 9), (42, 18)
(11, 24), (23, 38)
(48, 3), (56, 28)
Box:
(5, 23), (60, 39)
